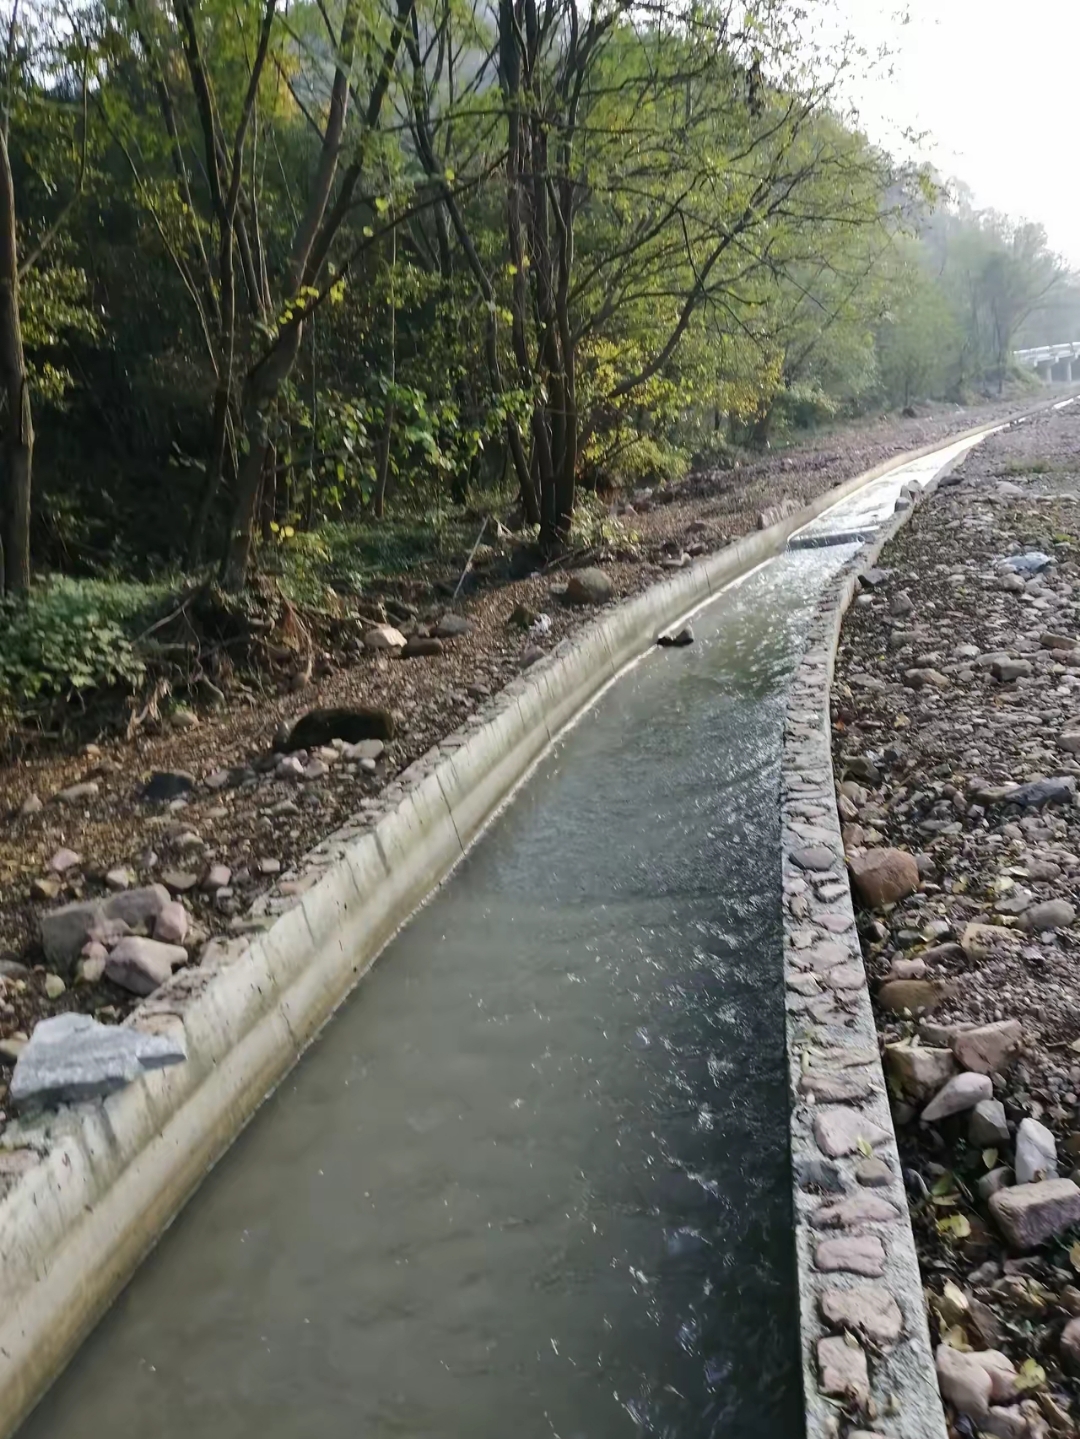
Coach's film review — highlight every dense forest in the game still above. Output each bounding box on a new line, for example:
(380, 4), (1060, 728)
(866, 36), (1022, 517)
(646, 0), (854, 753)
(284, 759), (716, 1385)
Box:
(0, 0), (1075, 734)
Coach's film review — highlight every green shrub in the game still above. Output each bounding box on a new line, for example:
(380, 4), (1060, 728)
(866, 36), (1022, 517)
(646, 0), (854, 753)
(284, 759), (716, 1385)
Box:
(0, 577), (163, 714)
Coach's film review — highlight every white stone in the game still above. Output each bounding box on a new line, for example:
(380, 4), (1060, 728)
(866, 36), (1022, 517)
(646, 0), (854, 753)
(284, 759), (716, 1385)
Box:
(10, 1012), (187, 1110)
(1015, 1117), (1057, 1184)
(921, 1071), (993, 1123)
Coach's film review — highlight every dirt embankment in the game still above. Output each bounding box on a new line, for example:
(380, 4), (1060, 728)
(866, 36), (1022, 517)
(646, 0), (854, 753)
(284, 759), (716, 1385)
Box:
(833, 403), (1080, 1437)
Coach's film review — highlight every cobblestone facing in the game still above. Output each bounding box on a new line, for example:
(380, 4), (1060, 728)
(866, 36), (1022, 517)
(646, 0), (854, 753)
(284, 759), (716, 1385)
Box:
(782, 474), (959, 1439)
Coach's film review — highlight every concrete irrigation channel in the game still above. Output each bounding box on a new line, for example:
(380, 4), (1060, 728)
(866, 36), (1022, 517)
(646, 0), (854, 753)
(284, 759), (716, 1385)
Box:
(4, 404), (1075, 1439)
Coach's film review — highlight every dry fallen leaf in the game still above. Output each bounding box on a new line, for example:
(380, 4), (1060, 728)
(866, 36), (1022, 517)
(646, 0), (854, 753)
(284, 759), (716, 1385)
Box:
(1015, 1357), (1046, 1393)
(941, 1325), (972, 1352)
(937, 1214), (972, 1240)
(983, 1148), (998, 1170)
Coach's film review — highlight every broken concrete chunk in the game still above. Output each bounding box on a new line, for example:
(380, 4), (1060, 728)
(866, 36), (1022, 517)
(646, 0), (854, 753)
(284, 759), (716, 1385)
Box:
(10, 1012), (187, 1110)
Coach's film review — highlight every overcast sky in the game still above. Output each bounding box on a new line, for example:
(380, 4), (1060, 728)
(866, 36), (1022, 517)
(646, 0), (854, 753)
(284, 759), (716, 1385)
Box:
(825, 1), (1080, 268)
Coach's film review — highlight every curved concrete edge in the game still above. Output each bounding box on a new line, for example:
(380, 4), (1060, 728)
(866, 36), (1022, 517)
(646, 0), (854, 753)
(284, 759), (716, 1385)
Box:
(781, 453), (979, 1438)
(0, 410), (1051, 1437)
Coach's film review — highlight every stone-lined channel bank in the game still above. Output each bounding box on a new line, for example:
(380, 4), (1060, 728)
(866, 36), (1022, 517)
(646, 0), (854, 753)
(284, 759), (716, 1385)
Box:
(14, 434), (1000, 1439)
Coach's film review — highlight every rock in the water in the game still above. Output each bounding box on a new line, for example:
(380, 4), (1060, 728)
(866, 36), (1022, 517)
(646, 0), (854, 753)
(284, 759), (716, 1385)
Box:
(953, 1020), (1023, 1075)
(104, 883), (170, 930)
(154, 901), (189, 945)
(275, 755), (305, 780)
(565, 568), (613, 605)
(1022, 898), (1076, 932)
(285, 706), (395, 750)
(990, 1178), (1080, 1250)
(19, 793), (42, 816)
(363, 624), (407, 652)
(849, 848), (920, 908)
(433, 613), (471, 638)
(104, 868), (132, 892)
(105, 936), (186, 995)
(657, 625), (694, 648)
(922, 1072), (993, 1123)
(10, 1011), (186, 1110)
(143, 771), (195, 802)
(162, 869), (199, 894)
(30, 876), (61, 901)
(202, 864), (232, 892)
(969, 1099), (1010, 1148)
(1015, 1117), (1057, 1184)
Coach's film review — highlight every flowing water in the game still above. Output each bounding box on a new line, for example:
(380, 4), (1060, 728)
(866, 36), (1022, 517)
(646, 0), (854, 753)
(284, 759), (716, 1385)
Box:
(17, 438), (990, 1439)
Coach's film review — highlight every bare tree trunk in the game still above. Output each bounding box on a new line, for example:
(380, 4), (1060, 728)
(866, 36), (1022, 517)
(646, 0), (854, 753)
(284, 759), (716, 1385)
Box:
(188, 380), (231, 564)
(0, 129), (31, 595)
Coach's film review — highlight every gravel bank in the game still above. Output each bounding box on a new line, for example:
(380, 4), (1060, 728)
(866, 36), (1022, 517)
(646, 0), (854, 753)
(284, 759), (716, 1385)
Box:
(832, 401), (1080, 1438)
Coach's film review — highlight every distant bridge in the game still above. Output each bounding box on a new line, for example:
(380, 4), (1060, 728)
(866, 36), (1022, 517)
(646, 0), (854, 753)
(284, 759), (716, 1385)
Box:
(1014, 342), (1080, 383)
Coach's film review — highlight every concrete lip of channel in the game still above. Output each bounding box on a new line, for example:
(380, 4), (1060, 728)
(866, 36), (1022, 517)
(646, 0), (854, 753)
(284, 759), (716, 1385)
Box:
(0, 396), (1072, 1439)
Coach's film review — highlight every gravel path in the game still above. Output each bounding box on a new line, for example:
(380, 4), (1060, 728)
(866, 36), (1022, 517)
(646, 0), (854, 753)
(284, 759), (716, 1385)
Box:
(833, 402), (1080, 1438)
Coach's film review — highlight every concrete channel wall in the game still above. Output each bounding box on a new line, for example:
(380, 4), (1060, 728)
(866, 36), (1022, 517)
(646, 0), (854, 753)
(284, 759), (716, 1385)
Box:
(781, 455), (970, 1439)
(0, 414), (1047, 1438)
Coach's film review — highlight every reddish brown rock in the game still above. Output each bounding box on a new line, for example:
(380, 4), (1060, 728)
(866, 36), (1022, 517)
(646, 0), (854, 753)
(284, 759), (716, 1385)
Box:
(953, 1020), (1024, 1075)
(849, 847), (920, 909)
(990, 1179), (1080, 1251)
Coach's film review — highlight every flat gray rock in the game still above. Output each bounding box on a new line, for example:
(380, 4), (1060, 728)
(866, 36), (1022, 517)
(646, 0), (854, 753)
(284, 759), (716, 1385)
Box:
(10, 1012), (187, 1111)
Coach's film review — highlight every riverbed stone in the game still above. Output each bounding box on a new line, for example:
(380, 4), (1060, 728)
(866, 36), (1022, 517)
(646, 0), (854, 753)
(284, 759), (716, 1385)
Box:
(953, 1020), (1024, 1075)
(922, 1071), (993, 1123)
(935, 1344), (993, 1422)
(969, 1099), (1010, 1148)
(877, 978), (951, 1016)
(885, 1042), (955, 1099)
(565, 568), (613, 605)
(105, 936), (186, 996)
(10, 1011), (187, 1110)
(819, 1283), (903, 1347)
(1022, 898), (1076, 931)
(990, 1178), (1080, 1250)
(1015, 1117), (1057, 1184)
(848, 846), (920, 907)
(363, 624), (407, 652)
(153, 901), (189, 946)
